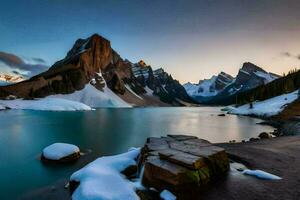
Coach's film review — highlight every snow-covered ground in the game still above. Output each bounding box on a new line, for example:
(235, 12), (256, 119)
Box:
(0, 97), (92, 111)
(242, 169), (281, 180)
(229, 90), (299, 117)
(51, 83), (131, 108)
(0, 82), (132, 111)
(43, 143), (80, 160)
(70, 148), (141, 200)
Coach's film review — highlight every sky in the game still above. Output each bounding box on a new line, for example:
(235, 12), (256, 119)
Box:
(1, 0), (300, 83)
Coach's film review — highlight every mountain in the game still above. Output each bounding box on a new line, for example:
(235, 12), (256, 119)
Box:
(0, 34), (191, 107)
(185, 62), (280, 104)
(0, 74), (25, 86)
(132, 61), (192, 103)
(183, 72), (234, 102)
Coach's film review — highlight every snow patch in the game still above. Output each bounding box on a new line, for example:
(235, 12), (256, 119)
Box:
(51, 84), (131, 108)
(160, 190), (176, 200)
(144, 86), (153, 96)
(43, 143), (80, 160)
(254, 71), (278, 84)
(70, 148), (141, 200)
(0, 98), (92, 111)
(242, 169), (282, 180)
(125, 84), (143, 100)
(229, 90), (298, 117)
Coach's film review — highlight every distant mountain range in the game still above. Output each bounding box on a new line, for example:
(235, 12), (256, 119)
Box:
(184, 62), (280, 104)
(0, 34), (290, 107)
(0, 34), (192, 107)
(0, 74), (25, 86)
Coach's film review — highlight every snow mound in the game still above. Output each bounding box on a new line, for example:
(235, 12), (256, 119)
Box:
(242, 169), (282, 180)
(51, 84), (131, 108)
(160, 190), (176, 200)
(229, 90), (298, 117)
(0, 98), (92, 111)
(43, 143), (80, 160)
(70, 148), (141, 200)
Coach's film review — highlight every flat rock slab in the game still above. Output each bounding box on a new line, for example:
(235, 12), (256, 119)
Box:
(141, 135), (229, 198)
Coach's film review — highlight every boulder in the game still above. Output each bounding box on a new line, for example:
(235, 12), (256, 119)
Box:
(140, 135), (229, 198)
(41, 143), (80, 163)
(258, 132), (273, 139)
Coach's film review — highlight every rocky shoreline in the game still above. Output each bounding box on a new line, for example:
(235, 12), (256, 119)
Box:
(20, 134), (300, 200)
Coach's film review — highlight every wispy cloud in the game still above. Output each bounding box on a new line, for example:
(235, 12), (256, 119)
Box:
(0, 51), (49, 77)
(281, 52), (300, 60)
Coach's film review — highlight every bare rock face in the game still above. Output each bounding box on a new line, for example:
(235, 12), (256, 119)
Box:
(140, 135), (229, 199)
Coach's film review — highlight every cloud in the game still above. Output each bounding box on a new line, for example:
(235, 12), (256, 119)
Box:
(282, 52), (291, 57)
(0, 51), (49, 77)
(281, 51), (300, 60)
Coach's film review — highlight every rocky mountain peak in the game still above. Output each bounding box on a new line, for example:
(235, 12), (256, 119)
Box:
(240, 62), (266, 74)
(138, 60), (147, 67)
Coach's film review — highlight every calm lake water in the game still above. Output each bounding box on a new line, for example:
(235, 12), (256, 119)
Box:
(0, 107), (274, 199)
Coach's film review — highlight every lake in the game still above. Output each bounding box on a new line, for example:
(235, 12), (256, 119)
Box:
(0, 107), (274, 199)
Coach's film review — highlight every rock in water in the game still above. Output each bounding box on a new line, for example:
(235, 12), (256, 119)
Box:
(140, 135), (229, 199)
(41, 143), (80, 163)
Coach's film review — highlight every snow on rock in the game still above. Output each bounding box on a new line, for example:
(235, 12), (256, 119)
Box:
(42, 143), (80, 160)
(51, 83), (132, 108)
(242, 169), (282, 180)
(0, 98), (92, 111)
(125, 84), (143, 100)
(70, 148), (141, 200)
(160, 190), (176, 200)
(229, 90), (298, 117)
(144, 86), (154, 96)
(254, 71), (278, 84)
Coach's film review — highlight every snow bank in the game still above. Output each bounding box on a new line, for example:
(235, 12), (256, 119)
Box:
(0, 98), (92, 111)
(242, 169), (282, 180)
(229, 90), (298, 117)
(43, 143), (80, 160)
(70, 148), (141, 200)
(51, 84), (131, 108)
(160, 190), (176, 200)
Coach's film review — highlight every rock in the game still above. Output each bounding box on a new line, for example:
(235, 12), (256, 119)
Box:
(41, 143), (80, 163)
(140, 135), (229, 198)
(121, 165), (138, 178)
(258, 132), (273, 139)
(218, 113), (226, 116)
(249, 137), (260, 142)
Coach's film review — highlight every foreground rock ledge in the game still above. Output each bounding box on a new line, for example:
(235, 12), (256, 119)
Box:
(140, 135), (229, 198)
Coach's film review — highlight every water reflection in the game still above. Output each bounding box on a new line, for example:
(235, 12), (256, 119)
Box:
(0, 107), (274, 199)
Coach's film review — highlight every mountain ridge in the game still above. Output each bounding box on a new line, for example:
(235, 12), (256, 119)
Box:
(0, 34), (192, 107)
(184, 62), (280, 104)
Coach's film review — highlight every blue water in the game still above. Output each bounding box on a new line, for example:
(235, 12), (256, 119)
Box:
(0, 107), (273, 199)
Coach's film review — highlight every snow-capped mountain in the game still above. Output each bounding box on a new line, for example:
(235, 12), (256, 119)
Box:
(183, 72), (234, 99)
(229, 62), (279, 93)
(0, 34), (191, 108)
(184, 62), (280, 103)
(0, 74), (25, 86)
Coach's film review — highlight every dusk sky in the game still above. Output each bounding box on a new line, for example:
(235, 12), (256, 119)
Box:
(1, 0), (300, 83)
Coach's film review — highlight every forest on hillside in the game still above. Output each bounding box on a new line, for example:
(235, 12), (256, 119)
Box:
(213, 69), (300, 105)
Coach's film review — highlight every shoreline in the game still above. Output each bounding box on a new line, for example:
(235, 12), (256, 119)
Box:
(20, 135), (300, 200)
